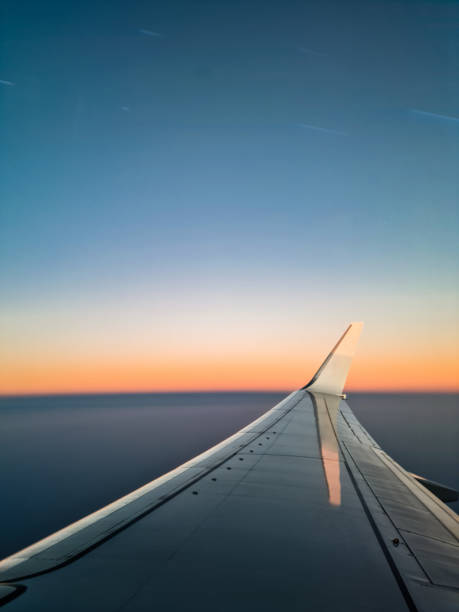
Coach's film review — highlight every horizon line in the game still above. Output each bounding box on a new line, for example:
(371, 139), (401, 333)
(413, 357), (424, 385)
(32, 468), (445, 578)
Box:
(1, 387), (458, 399)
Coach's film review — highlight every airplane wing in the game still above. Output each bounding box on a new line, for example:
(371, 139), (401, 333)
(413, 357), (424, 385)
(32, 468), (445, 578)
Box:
(1, 323), (458, 611)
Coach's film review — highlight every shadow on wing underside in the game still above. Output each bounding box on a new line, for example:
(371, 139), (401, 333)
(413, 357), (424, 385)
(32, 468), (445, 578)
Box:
(310, 392), (342, 507)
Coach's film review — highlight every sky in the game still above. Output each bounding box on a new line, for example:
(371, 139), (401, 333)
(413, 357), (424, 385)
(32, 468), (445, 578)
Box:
(1, 0), (458, 394)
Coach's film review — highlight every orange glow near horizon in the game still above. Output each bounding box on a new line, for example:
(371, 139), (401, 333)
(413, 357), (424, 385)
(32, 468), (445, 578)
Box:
(1, 346), (458, 396)
(2, 303), (458, 396)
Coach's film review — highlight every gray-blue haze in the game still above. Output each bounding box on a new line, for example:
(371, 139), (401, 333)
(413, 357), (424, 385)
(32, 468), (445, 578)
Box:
(0, 392), (457, 560)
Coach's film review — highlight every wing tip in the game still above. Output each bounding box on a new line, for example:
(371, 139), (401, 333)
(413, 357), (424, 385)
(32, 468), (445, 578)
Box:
(303, 322), (364, 396)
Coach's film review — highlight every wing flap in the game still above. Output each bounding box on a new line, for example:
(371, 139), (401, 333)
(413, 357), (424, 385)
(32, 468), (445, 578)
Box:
(410, 473), (459, 503)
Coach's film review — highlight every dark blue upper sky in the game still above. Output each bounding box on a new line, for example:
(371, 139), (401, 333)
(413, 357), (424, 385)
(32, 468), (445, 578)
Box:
(1, 1), (458, 392)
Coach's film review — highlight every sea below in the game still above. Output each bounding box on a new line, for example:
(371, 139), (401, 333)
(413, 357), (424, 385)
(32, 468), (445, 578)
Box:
(0, 392), (458, 560)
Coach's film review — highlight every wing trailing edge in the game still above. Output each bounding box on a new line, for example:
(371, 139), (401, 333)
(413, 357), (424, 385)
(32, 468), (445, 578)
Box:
(303, 322), (363, 396)
(410, 472), (459, 503)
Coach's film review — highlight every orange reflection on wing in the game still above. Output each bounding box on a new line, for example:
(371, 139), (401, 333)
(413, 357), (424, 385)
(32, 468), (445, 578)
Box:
(322, 447), (341, 507)
(313, 393), (342, 507)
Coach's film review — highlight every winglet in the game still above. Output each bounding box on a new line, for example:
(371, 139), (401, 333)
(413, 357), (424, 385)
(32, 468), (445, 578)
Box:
(303, 322), (363, 396)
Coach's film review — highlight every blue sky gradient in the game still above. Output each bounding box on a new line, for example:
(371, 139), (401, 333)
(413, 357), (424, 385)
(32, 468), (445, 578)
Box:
(1, 1), (458, 392)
